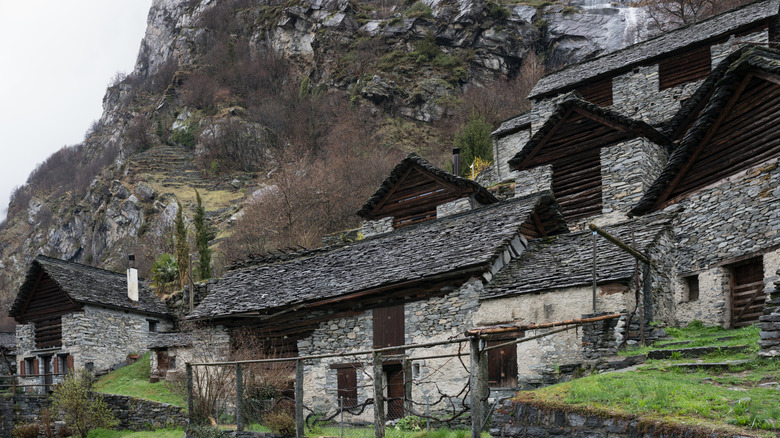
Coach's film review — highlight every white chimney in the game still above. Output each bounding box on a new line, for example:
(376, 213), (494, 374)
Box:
(127, 255), (138, 302)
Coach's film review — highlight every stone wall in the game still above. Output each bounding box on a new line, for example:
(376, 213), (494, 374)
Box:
(150, 325), (230, 380)
(361, 217), (394, 238)
(493, 129), (530, 183)
(491, 400), (748, 438)
(514, 165), (553, 199)
(601, 138), (668, 220)
(710, 29), (768, 66)
(612, 65), (702, 126)
(759, 270), (780, 357)
(436, 197), (474, 218)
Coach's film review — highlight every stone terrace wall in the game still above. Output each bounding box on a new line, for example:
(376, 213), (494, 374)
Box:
(491, 400), (749, 438)
(759, 270), (780, 357)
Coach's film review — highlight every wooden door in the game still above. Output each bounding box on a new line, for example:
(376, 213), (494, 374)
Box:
(43, 356), (53, 392)
(487, 341), (518, 388)
(385, 364), (405, 420)
(731, 259), (765, 328)
(156, 350), (171, 371)
(373, 305), (404, 352)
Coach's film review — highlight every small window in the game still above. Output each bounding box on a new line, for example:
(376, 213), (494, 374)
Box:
(336, 367), (358, 408)
(684, 275), (699, 302)
(148, 320), (159, 332)
(412, 362), (424, 380)
(25, 358), (36, 376)
(487, 337), (519, 388)
(57, 354), (72, 375)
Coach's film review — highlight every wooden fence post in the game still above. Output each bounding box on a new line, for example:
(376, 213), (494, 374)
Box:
(296, 359), (304, 438)
(470, 336), (488, 438)
(236, 363), (243, 431)
(373, 352), (385, 438)
(186, 364), (193, 425)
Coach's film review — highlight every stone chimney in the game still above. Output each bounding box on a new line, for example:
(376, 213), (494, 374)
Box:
(127, 255), (138, 302)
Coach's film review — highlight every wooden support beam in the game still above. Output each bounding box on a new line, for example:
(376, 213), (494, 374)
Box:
(295, 360), (304, 438)
(469, 337), (487, 438)
(373, 352), (386, 438)
(236, 363), (244, 432)
(186, 364), (194, 425)
(588, 223), (650, 265)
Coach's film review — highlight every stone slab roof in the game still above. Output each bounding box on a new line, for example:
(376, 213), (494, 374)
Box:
(9, 255), (170, 318)
(631, 46), (780, 215)
(529, 0), (780, 99)
(481, 213), (673, 300)
(0, 333), (15, 350)
(508, 97), (672, 169)
(357, 152), (498, 218)
(492, 111), (534, 139)
(148, 332), (192, 349)
(190, 192), (565, 320)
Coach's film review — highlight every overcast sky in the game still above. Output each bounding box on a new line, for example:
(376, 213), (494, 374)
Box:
(0, 0), (153, 222)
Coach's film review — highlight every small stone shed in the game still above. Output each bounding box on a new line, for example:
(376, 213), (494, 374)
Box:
(9, 255), (173, 391)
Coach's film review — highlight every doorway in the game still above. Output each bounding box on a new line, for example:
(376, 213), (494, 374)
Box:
(385, 364), (405, 420)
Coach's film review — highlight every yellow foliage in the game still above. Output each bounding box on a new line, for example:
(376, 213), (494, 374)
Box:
(469, 156), (493, 180)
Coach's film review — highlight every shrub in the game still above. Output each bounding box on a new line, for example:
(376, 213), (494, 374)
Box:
(453, 115), (493, 176)
(151, 253), (179, 294)
(12, 423), (39, 438)
(395, 415), (425, 431)
(405, 1), (433, 18)
(263, 402), (296, 435)
(50, 368), (118, 438)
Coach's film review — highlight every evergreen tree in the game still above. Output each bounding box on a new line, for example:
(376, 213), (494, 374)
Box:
(453, 114), (493, 177)
(175, 200), (189, 289)
(194, 190), (213, 280)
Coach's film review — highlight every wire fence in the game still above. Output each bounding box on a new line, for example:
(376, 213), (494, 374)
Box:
(186, 314), (621, 438)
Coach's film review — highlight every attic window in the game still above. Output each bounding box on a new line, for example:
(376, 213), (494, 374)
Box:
(658, 45), (711, 90)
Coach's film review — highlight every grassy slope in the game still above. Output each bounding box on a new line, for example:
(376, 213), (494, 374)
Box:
(516, 324), (780, 435)
(93, 352), (185, 407)
(87, 428), (183, 438)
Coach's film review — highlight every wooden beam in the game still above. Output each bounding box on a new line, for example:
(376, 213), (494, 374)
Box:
(517, 107), (574, 170)
(531, 212), (547, 238)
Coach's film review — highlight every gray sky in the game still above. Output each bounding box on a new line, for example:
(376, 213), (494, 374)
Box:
(0, 0), (153, 222)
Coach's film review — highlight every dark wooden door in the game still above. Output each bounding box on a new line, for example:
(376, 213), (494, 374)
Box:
(373, 305), (404, 351)
(487, 341), (518, 388)
(43, 356), (53, 392)
(731, 260), (765, 328)
(156, 350), (171, 371)
(385, 364), (405, 420)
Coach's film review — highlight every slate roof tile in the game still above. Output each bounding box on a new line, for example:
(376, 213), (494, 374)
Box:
(9, 256), (170, 318)
(481, 213), (673, 300)
(190, 192), (565, 320)
(148, 332), (192, 349)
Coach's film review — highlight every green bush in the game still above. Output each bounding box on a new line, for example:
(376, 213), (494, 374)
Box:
(406, 1), (433, 18)
(263, 401), (296, 435)
(395, 415), (425, 431)
(151, 253), (179, 294)
(50, 369), (118, 438)
(11, 423), (39, 438)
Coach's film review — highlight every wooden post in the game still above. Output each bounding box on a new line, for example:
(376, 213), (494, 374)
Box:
(236, 363), (243, 432)
(402, 358), (413, 417)
(592, 230), (597, 313)
(295, 360), (304, 438)
(373, 352), (385, 438)
(186, 364), (194, 425)
(470, 336), (488, 438)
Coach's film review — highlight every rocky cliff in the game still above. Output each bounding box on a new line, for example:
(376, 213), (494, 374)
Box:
(0, 0), (656, 305)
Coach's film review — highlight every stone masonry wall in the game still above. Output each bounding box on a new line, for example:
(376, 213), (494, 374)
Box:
(361, 217), (394, 238)
(494, 129), (530, 183)
(491, 400), (750, 438)
(612, 65), (702, 126)
(514, 165), (553, 199)
(601, 138), (668, 221)
(711, 29), (769, 66)
(63, 306), (162, 373)
(758, 269), (780, 357)
(437, 197), (474, 218)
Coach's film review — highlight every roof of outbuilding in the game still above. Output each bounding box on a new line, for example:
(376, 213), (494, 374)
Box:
(492, 111), (534, 139)
(631, 46), (780, 216)
(481, 213), (673, 300)
(356, 153), (498, 218)
(9, 255), (170, 318)
(190, 192), (566, 320)
(528, 0), (779, 100)
(148, 332), (192, 349)
(507, 97), (672, 170)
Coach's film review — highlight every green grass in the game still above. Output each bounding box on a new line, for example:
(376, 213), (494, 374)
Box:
(87, 428), (183, 438)
(618, 322), (760, 357)
(245, 423), (487, 438)
(518, 357), (780, 433)
(93, 352), (185, 407)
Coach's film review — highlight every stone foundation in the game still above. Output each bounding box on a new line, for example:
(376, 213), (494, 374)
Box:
(758, 269), (780, 357)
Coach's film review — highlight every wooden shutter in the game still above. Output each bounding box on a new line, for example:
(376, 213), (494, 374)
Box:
(19, 361), (25, 377)
(487, 340), (518, 388)
(66, 356), (74, 372)
(373, 305), (405, 349)
(731, 259), (765, 328)
(53, 356), (59, 374)
(337, 367), (358, 408)
(33, 359), (39, 376)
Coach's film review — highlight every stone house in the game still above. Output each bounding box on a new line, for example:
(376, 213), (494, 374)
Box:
(8, 255), (172, 391)
(487, 0), (780, 337)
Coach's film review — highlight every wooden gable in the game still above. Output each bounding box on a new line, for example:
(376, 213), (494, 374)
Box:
(656, 71), (780, 205)
(577, 77), (613, 107)
(659, 44), (711, 90)
(15, 271), (82, 325)
(367, 165), (470, 228)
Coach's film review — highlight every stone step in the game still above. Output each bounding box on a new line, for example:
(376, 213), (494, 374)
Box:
(647, 345), (751, 360)
(671, 360), (751, 369)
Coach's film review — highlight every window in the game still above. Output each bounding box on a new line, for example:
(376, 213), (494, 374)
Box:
(487, 338), (518, 388)
(25, 357), (37, 376)
(332, 364), (359, 408)
(684, 275), (699, 302)
(56, 354), (72, 375)
(148, 319), (159, 332)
